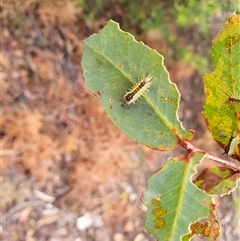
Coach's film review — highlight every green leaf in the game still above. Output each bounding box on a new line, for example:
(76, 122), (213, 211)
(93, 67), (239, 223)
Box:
(194, 166), (240, 195)
(203, 13), (240, 157)
(142, 152), (213, 241)
(82, 20), (193, 150)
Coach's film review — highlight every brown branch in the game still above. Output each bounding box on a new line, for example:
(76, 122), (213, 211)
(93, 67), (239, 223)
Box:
(184, 141), (240, 172)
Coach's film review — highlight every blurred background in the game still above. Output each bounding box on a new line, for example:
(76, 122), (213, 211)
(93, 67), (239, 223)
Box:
(1, 0), (240, 240)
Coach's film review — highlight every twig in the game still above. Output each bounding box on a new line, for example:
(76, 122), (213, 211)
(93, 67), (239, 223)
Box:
(184, 141), (240, 172)
(205, 153), (240, 172)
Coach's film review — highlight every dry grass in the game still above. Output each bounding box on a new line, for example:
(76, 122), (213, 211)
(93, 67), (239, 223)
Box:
(1, 1), (160, 240)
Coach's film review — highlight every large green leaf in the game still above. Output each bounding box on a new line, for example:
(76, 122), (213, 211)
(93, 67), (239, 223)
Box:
(203, 13), (240, 158)
(142, 152), (213, 241)
(82, 20), (193, 151)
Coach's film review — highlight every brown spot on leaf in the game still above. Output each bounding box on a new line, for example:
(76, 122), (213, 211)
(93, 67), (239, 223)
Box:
(205, 219), (220, 239)
(94, 91), (102, 97)
(188, 219), (220, 240)
(194, 166), (237, 193)
(151, 198), (167, 230)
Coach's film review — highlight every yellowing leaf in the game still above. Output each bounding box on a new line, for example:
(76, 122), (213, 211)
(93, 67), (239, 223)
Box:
(203, 13), (240, 159)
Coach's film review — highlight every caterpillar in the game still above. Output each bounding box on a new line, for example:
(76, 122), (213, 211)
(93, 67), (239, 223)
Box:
(223, 134), (235, 154)
(228, 134), (239, 156)
(223, 91), (240, 104)
(121, 73), (153, 107)
(223, 132), (239, 156)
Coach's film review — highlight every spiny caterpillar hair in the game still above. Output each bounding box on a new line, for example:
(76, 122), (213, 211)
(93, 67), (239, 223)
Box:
(121, 74), (153, 107)
(223, 91), (240, 104)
